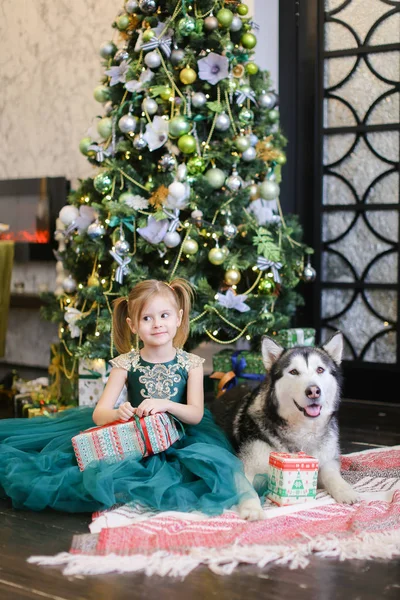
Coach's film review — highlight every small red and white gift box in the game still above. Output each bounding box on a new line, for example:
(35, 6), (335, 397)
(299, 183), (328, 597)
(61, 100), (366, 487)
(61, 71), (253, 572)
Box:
(72, 413), (184, 471)
(267, 451), (319, 506)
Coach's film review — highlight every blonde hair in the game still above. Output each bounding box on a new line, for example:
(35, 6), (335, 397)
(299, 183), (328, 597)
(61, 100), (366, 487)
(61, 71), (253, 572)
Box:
(112, 278), (194, 354)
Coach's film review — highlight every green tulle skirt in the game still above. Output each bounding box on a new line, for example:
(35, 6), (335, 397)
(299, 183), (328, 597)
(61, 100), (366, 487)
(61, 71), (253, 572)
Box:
(0, 407), (255, 515)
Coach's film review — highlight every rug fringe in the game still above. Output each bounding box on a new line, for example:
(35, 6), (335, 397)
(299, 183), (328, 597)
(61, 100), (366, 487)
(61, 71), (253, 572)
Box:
(27, 529), (400, 578)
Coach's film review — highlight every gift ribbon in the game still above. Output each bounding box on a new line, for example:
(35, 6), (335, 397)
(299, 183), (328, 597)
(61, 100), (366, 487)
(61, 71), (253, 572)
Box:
(109, 250), (131, 284)
(78, 367), (102, 380)
(256, 256), (283, 283)
(108, 216), (135, 232)
(210, 351), (265, 398)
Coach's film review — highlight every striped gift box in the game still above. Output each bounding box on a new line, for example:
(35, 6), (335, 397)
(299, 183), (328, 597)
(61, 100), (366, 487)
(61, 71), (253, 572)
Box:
(72, 413), (184, 471)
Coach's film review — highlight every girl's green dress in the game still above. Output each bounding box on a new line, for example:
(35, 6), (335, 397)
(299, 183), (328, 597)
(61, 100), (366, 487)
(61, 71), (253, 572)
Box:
(0, 349), (254, 514)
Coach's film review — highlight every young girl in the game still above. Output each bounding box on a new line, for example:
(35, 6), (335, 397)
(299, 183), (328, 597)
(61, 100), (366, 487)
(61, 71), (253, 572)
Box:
(0, 278), (256, 518)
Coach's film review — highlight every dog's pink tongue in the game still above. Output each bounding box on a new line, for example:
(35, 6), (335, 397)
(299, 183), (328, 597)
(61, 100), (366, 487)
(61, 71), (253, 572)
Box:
(305, 404), (321, 417)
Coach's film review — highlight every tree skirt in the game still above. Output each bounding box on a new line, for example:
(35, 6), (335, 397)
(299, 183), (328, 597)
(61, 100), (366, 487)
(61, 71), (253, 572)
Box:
(29, 445), (400, 578)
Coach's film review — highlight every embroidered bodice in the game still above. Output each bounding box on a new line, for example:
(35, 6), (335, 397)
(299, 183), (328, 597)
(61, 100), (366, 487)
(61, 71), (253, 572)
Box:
(109, 349), (204, 407)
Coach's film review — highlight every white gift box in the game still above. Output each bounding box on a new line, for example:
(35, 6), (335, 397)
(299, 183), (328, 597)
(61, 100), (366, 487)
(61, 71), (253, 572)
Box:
(78, 358), (127, 408)
(267, 451), (319, 506)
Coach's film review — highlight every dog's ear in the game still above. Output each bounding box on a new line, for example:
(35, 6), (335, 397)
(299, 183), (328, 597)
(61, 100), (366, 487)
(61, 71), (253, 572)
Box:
(261, 336), (284, 371)
(322, 331), (343, 365)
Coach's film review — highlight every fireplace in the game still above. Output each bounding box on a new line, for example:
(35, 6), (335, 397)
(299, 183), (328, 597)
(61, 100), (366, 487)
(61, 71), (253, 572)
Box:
(0, 177), (69, 261)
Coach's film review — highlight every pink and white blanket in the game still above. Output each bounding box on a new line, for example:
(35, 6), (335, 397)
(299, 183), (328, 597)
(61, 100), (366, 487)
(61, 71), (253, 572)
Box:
(29, 445), (400, 578)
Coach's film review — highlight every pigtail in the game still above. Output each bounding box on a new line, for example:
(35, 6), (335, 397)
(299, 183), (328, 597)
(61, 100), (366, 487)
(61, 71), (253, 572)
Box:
(169, 278), (194, 347)
(112, 296), (132, 354)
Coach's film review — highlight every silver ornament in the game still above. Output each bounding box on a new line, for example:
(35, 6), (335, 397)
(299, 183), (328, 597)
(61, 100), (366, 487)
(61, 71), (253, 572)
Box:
(215, 112), (231, 131)
(159, 153), (177, 171)
(125, 0), (139, 13)
(225, 170), (242, 191)
(62, 275), (77, 293)
(163, 231), (181, 248)
(230, 16), (243, 32)
(133, 134), (147, 150)
(114, 238), (130, 256)
(144, 50), (161, 69)
(223, 222), (238, 239)
(241, 146), (257, 162)
(138, 0), (157, 13)
(170, 48), (185, 66)
(118, 114), (137, 133)
(100, 41), (117, 59)
(302, 261), (317, 282)
(259, 91), (277, 109)
(192, 92), (207, 108)
(248, 133), (259, 146)
(191, 209), (203, 226)
(87, 221), (106, 239)
(204, 16), (219, 31)
(141, 97), (158, 115)
(114, 49), (129, 63)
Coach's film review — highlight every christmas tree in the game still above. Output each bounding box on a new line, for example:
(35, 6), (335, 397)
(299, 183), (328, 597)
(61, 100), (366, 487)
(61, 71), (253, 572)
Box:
(42, 0), (315, 384)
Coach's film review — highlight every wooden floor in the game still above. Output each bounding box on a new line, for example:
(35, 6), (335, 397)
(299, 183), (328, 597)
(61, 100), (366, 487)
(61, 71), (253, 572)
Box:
(1, 398), (400, 600)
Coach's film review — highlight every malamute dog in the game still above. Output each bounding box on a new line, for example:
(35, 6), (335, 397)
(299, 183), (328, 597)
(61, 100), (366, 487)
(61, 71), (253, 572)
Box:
(211, 331), (358, 521)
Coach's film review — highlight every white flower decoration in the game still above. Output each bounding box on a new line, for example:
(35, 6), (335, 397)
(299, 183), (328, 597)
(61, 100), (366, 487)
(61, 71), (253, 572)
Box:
(197, 52), (229, 85)
(64, 307), (83, 338)
(122, 194), (149, 210)
(216, 290), (250, 313)
(125, 68), (154, 93)
(248, 198), (280, 226)
(143, 116), (169, 151)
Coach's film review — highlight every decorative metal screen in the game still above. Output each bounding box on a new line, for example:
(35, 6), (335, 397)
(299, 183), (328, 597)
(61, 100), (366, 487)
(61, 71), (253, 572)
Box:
(320, 0), (399, 365)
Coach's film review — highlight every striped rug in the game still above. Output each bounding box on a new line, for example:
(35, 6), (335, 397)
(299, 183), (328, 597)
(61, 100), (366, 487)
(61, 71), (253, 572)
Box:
(29, 445), (400, 578)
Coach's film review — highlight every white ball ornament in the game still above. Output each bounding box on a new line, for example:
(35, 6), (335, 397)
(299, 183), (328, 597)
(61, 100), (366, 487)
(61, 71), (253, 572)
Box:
(118, 114), (137, 134)
(241, 146), (257, 162)
(230, 16), (243, 32)
(141, 97), (158, 115)
(59, 205), (79, 226)
(215, 113), (231, 131)
(62, 275), (77, 293)
(163, 231), (181, 248)
(144, 50), (161, 69)
(182, 237), (198, 255)
(192, 92), (207, 108)
(259, 180), (280, 200)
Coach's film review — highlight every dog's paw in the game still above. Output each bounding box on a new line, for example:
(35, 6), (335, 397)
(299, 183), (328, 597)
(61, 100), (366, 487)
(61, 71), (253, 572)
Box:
(330, 483), (359, 505)
(238, 498), (265, 521)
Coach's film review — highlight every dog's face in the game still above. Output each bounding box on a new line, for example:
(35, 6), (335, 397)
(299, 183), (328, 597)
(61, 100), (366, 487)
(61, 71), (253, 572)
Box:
(261, 332), (343, 425)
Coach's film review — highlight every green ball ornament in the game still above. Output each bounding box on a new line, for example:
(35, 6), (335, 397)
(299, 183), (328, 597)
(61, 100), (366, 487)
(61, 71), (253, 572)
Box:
(241, 32), (257, 49)
(79, 137), (93, 156)
(268, 109), (280, 122)
(237, 4), (249, 16)
(208, 247), (226, 265)
(235, 136), (250, 152)
(182, 237), (199, 255)
(142, 29), (155, 42)
(246, 62), (259, 75)
(217, 8), (233, 28)
(258, 278), (276, 295)
(178, 134), (196, 154)
(204, 168), (226, 189)
(260, 310), (275, 328)
(168, 115), (191, 138)
(178, 16), (196, 35)
(225, 41), (234, 52)
(187, 156), (206, 175)
(116, 14), (130, 30)
(275, 153), (287, 165)
(93, 85), (110, 103)
(238, 107), (254, 124)
(97, 117), (113, 139)
(93, 172), (113, 194)
(259, 180), (280, 200)
(160, 86), (172, 100)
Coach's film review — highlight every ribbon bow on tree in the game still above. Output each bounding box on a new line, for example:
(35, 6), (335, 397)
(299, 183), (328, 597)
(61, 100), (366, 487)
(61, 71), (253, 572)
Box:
(109, 250), (131, 284)
(235, 88), (257, 106)
(141, 36), (172, 58)
(108, 216), (135, 232)
(163, 208), (181, 233)
(256, 257), (283, 283)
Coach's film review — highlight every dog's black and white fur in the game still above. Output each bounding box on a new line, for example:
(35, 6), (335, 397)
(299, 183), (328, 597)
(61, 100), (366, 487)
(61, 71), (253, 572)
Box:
(211, 331), (359, 520)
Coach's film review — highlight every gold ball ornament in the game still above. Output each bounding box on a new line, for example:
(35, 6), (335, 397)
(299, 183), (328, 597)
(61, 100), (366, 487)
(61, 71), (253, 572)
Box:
(182, 237), (199, 255)
(208, 247), (226, 265)
(180, 67), (197, 85)
(224, 268), (241, 286)
(88, 274), (100, 287)
(232, 64), (245, 78)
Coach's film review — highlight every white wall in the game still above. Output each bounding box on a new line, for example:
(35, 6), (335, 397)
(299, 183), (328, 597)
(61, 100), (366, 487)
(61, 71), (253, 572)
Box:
(247, 0), (279, 91)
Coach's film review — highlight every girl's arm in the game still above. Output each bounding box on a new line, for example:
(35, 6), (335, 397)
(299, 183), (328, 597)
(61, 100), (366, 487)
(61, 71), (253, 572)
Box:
(92, 368), (133, 425)
(134, 365), (204, 425)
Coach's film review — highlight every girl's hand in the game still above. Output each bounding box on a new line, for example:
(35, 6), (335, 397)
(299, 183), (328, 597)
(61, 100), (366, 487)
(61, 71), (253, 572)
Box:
(116, 401), (135, 422)
(135, 398), (171, 418)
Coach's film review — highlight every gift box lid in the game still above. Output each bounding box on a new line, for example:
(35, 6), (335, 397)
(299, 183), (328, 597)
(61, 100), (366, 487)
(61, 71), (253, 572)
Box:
(269, 451), (319, 470)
